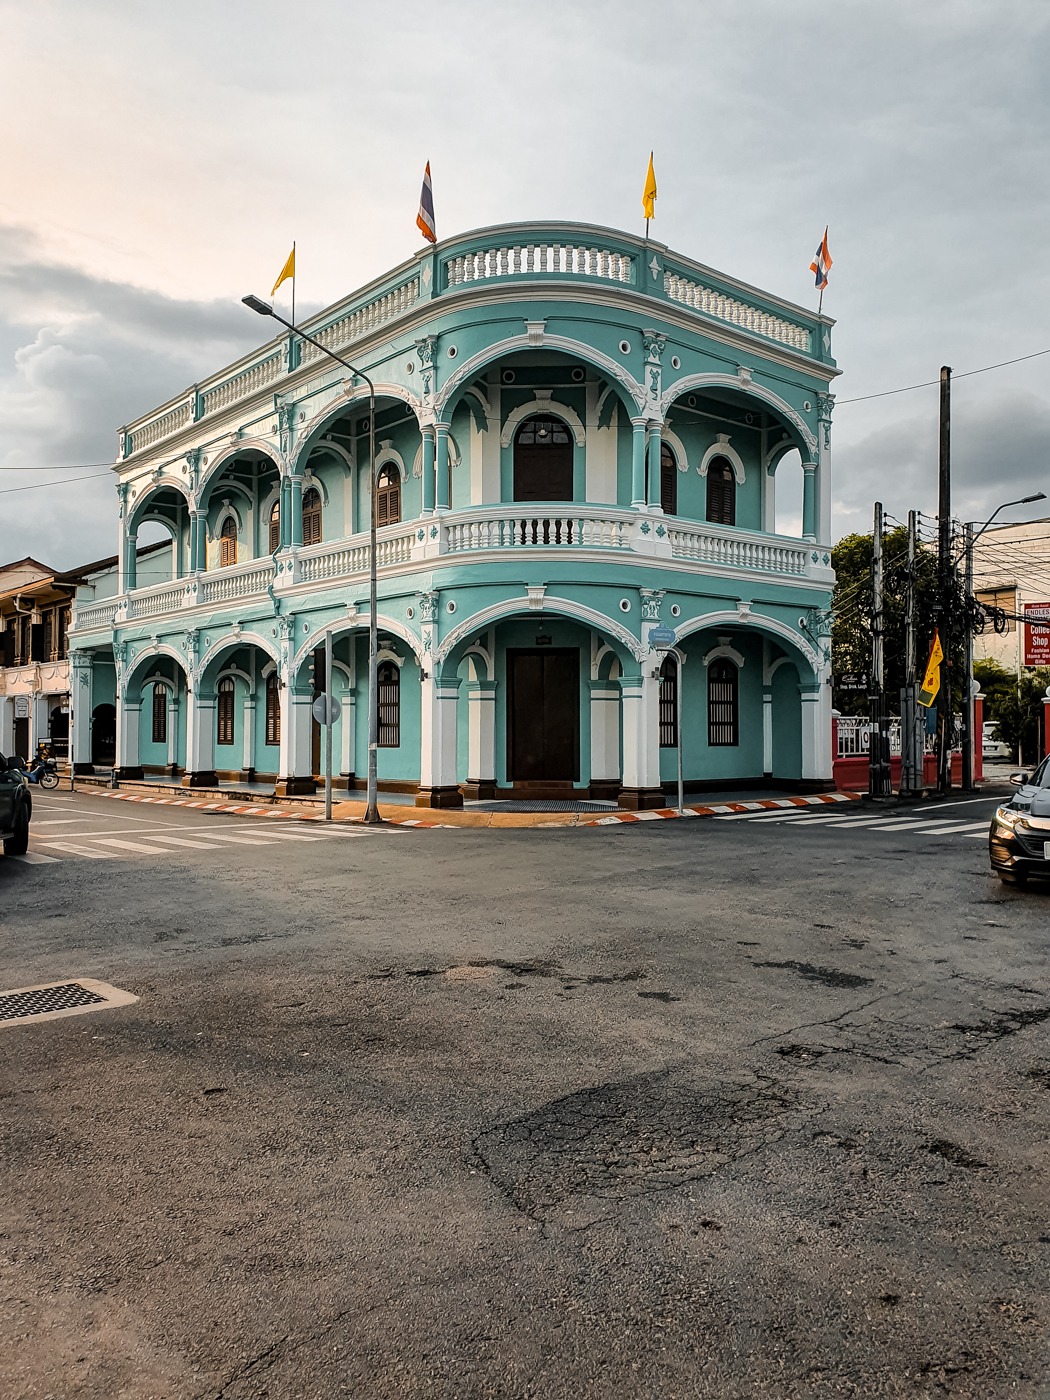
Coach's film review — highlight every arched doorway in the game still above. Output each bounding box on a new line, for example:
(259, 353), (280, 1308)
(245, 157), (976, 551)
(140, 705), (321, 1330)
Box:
(91, 704), (116, 766)
(513, 415), (573, 502)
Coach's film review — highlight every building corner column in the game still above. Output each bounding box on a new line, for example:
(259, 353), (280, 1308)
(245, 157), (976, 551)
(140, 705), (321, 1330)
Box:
(417, 673), (463, 808)
(618, 668), (664, 809)
(463, 678), (496, 800)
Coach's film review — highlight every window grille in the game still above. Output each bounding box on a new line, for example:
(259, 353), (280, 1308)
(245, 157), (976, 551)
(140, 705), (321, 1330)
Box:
(376, 466), (401, 526)
(217, 676), (235, 745)
(708, 659), (739, 746)
(659, 655), (678, 747)
(660, 443), (678, 516)
(706, 456), (736, 526)
(152, 684), (167, 745)
(269, 501), (281, 553)
(219, 516), (237, 567)
(265, 672), (280, 745)
(302, 487), (322, 545)
(377, 661), (400, 747)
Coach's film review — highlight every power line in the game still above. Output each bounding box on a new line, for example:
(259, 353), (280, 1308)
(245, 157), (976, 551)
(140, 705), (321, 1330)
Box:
(0, 462), (113, 472)
(0, 471), (112, 495)
(837, 346), (1050, 406)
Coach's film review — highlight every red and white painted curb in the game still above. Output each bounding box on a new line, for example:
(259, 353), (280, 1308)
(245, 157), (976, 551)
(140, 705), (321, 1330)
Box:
(583, 791), (861, 826)
(80, 790), (448, 826)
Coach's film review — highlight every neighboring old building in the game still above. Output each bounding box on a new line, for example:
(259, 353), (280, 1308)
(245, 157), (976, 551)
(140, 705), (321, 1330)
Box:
(972, 518), (1050, 677)
(68, 220), (839, 806)
(1, 558), (79, 761)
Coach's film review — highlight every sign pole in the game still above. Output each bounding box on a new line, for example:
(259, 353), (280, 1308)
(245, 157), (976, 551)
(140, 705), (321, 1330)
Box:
(675, 651), (684, 814)
(324, 630), (333, 822)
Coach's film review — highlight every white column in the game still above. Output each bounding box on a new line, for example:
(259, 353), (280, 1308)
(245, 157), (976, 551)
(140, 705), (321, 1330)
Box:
(340, 693), (356, 782)
(277, 683), (315, 795)
(30, 693), (49, 757)
(762, 687), (773, 777)
(466, 680), (496, 796)
(116, 698), (142, 775)
(118, 529), (137, 594)
(167, 695), (180, 773)
(70, 653), (94, 771)
(0, 698), (14, 758)
(241, 696), (256, 777)
(589, 681), (621, 793)
(183, 688), (217, 786)
(417, 675), (462, 807)
(800, 687), (833, 783)
(619, 670), (662, 808)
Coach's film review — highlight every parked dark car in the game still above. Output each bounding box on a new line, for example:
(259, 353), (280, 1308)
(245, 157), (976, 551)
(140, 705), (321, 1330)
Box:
(0, 753), (32, 857)
(989, 756), (1050, 885)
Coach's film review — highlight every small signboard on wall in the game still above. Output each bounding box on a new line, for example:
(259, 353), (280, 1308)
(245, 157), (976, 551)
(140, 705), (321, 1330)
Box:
(13, 696), (30, 719)
(1023, 603), (1050, 667)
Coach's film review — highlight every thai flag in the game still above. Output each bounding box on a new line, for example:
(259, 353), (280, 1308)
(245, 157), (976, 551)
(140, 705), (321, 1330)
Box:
(416, 162), (437, 244)
(810, 227), (832, 290)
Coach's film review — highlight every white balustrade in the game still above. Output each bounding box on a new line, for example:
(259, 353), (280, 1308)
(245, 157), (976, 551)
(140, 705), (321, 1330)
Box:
(72, 602), (118, 631)
(126, 584), (186, 620)
(299, 281), (419, 366)
(445, 243), (635, 287)
(127, 399), (193, 453)
(200, 564), (273, 604)
(444, 509), (632, 553)
(663, 271), (811, 353)
(667, 523), (809, 575)
(201, 352), (282, 416)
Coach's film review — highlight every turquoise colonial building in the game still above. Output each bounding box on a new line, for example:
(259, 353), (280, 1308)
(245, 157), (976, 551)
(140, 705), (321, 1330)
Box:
(68, 221), (838, 808)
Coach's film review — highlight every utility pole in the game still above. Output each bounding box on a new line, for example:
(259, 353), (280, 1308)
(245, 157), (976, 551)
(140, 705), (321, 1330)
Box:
(961, 520), (976, 790)
(936, 365), (953, 796)
(869, 501), (891, 798)
(899, 509), (923, 798)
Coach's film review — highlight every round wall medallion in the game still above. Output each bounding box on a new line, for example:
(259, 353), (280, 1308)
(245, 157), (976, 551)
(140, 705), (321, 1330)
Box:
(670, 603), (681, 618)
(298, 411), (305, 421)
(670, 355), (681, 370)
(619, 340), (631, 355)
(803, 400), (812, 412)
(302, 623), (309, 633)
(406, 606), (414, 619)
(687, 395), (697, 408)
(406, 362), (415, 374)
(619, 598), (631, 613)
(446, 600), (457, 613)
(501, 369), (516, 384)
(571, 366), (585, 382)
(447, 345), (457, 359)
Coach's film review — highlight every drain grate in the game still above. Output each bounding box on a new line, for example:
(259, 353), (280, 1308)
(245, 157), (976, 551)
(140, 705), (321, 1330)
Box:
(0, 978), (138, 1028)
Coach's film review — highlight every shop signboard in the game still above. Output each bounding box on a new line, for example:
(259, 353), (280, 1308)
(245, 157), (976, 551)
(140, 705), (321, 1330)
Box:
(1023, 602), (1050, 667)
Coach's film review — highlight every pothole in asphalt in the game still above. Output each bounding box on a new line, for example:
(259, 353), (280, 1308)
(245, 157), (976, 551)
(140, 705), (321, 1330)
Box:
(753, 960), (874, 990)
(473, 1069), (810, 1222)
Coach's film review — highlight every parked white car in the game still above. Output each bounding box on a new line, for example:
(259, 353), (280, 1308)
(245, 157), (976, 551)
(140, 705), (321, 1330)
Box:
(983, 722), (1012, 761)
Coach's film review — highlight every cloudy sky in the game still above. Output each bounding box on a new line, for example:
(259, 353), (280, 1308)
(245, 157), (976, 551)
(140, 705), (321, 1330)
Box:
(2, 0), (1048, 569)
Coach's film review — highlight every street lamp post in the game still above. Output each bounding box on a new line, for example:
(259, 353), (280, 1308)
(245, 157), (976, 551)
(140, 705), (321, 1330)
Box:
(958, 491), (1046, 792)
(242, 295), (381, 825)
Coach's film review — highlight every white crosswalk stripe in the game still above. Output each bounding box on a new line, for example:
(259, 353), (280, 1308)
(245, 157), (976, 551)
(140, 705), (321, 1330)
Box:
(23, 819), (395, 863)
(713, 809), (993, 841)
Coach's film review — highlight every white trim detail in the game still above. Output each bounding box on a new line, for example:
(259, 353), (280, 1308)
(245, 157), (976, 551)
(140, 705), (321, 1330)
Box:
(436, 598), (645, 669)
(702, 640), (746, 669)
(660, 373), (816, 454)
(673, 610), (818, 672)
(215, 664), (256, 695)
(698, 434), (746, 485)
(660, 426), (690, 474)
(436, 332), (645, 418)
(500, 394), (586, 449)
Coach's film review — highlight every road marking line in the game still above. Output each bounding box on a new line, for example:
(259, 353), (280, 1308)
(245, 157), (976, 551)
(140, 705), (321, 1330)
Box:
(31, 819), (83, 826)
(921, 821), (989, 835)
(14, 851), (59, 864)
(138, 834), (216, 850)
(183, 832), (280, 845)
(88, 837), (188, 854)
(36, 841), (115, 859)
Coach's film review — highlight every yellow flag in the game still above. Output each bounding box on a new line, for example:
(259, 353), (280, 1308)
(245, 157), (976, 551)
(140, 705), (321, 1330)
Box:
(271, 247), (295, 296)
(917, 630), (944, 708)
(642, 152), (657, 221)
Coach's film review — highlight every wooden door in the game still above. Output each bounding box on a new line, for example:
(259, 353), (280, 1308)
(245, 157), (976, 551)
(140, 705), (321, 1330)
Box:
(508, 649), (579, 782)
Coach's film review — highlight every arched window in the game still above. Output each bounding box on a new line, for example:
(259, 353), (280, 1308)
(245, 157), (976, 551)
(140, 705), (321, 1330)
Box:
(377, 661), (400, 747)
(513, 415), (573, 502)
(152, 684), (167, 745)
(302, 487), (322, 546)
(660, 442), (678, 516)
(706, 456), (736, 526)
(219, 516), (238, 567)
(269, 501), (281, 553)
(376, 465), (401, 526)
(265, 672), (280, 746)
(659, 656), (678, 748)
(217, 676), (236, 746)
(708, 659), (739, 747)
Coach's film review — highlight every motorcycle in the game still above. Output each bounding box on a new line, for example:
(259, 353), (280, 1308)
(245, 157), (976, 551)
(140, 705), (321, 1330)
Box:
(24, 756), (60, 789)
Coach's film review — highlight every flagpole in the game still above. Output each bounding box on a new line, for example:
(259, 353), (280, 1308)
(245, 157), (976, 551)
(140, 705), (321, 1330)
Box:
(291, 240), (296, 330)
(817, 285), (824, 319)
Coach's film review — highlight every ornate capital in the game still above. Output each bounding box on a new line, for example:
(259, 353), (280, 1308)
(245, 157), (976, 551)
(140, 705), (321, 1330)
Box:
(639, 588), (665, 622)
(642, 331), (667, 364)
(417, 590), (439, 623)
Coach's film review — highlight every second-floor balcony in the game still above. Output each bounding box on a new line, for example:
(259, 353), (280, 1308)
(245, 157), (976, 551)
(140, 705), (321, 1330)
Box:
(71, 504), (832, 636)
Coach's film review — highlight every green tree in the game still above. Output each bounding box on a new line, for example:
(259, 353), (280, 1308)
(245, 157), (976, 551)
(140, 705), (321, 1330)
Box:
(831, 529), (943, 717)
(972, 658), (1014, 724)
(993, 668), (1050, 766)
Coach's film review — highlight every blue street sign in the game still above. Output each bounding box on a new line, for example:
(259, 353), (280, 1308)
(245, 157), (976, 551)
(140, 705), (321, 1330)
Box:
(648, 625), (677, 649)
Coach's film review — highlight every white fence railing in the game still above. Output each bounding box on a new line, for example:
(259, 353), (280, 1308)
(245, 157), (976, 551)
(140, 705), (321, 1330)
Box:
(836, 715), (954, 758)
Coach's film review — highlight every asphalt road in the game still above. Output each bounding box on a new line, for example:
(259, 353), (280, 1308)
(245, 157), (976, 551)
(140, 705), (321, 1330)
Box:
(2, 789), (1048, 1399)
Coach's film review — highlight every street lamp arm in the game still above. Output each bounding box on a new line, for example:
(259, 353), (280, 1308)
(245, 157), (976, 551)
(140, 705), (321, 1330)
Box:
(962, 492), (1047, 555)
(242, 293), (382, 825)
